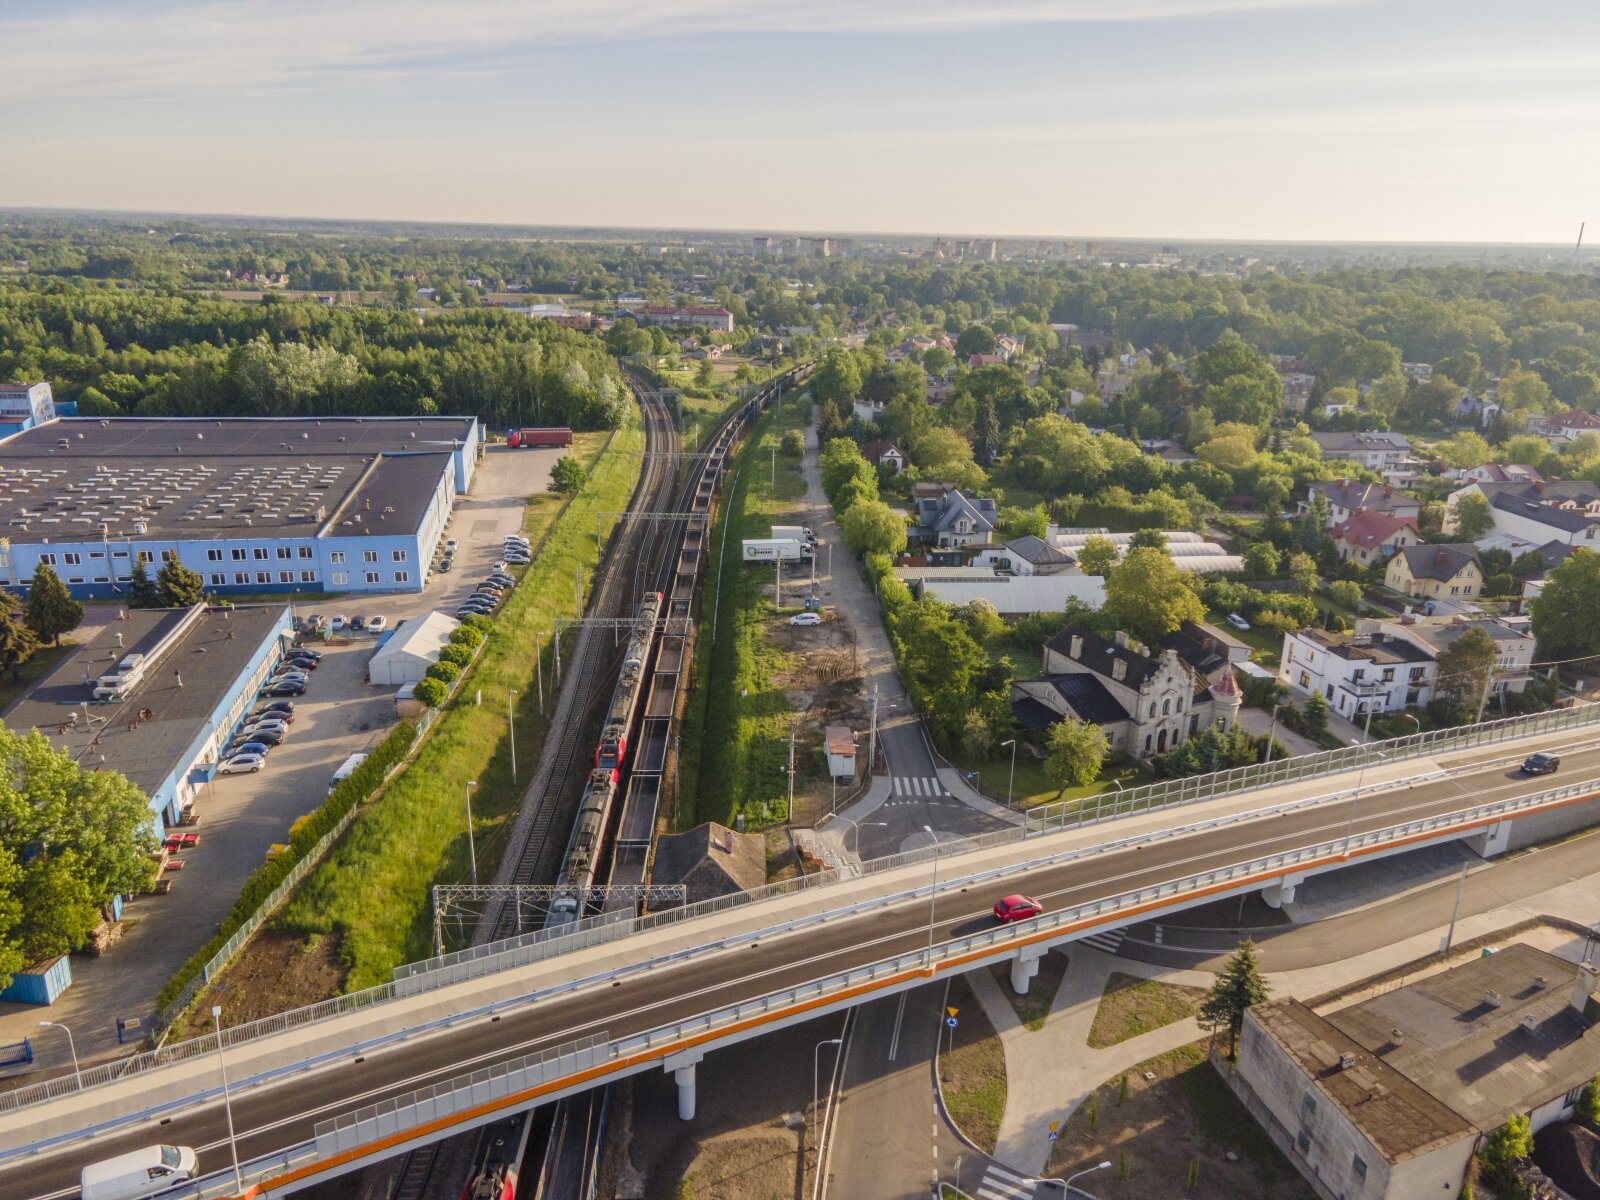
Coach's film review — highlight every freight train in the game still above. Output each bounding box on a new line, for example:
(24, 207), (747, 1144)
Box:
(460, 1112), (533, 1200)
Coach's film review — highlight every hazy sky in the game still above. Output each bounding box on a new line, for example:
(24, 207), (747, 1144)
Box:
(2, 0), (1595, 243)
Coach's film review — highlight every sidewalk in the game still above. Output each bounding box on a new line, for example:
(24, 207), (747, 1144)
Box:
(968, 867), (1600, 1176)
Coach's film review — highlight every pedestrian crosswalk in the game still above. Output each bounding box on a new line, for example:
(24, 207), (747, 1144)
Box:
(1078, 928), (1125, 956)
(976, 1161), (1037, 1200)
(890, 775), (950, 798)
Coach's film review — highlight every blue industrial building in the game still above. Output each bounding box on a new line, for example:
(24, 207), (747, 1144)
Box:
(0, 415), (479, 599)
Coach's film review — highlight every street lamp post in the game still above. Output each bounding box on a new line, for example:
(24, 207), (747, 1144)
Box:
(1346, 686), (1384, 856)
(924, 824), (939, 967)
(211, 1006), (244, 1191)
(1062, 1160), (1114, 1196)
(831, 811), (863, 858)
(811, 1037), (844, 1153)
(508, 690), (517, 784)
(37, 1021), (81, 1091)
(1402, 712), (1421, 737)
(1001, 738), (1017, 809)
(465, 780), (479, 883)
(1264, 702), (1282, 763)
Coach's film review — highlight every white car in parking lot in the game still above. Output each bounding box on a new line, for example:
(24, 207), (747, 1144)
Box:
(366, 615), (388, 634)
(789, 611), (822, 626)
(218, 753), (266, 775)
(330, 615), (348, 631)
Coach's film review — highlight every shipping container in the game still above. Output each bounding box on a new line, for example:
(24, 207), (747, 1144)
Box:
(0, 955), (72, 1005)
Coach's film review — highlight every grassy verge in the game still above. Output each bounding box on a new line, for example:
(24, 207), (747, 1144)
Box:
(274, 425), (645, 987)
(957, 751), (1143, 811)
(940, 976), (1006, 1153)
(1205, 605), (1283, 667)
(1086, 972), (1206, 1049)
(678, 397), (811, 829)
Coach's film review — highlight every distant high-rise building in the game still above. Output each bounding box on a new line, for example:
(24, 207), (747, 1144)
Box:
(799, 237), (834, 258)
(1085, 241), (1101, 256)
(752, 236), (771, 256)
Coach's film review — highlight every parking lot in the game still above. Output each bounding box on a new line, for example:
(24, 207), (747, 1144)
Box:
(0, 446), (561, 1074)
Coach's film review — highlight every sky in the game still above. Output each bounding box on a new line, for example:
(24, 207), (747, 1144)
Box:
(1, 0), (1595, 244)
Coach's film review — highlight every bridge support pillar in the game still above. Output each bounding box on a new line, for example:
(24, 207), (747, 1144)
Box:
(1010, 946), (1046, 995)
(665, 1050), (704, 1121)
(1469, 821), (1511, 859)
(1261, 872), (1306, 910)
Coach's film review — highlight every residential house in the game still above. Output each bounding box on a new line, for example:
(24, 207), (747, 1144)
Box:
(1229, 945), (1600, 1200)
(630, 305), (736, 333)
(1278, 626), (1436, 718)
(1329, 510), (1420, 565)
(1400, 360), (1435, 381)
(1382, 615), (1535, 698)
(968, 353), (1007, 370)
(1458, 463), (1542, 485)
(1095, 350), (1152, 397)
(1010, 627), (1242, 761)
(1310, 432), (1414, 474)
(860, 440), (907, 475)
(994, 334), (1023, 360)
(1142, 438), (1198, 465)
(1528, 409), (1600, 446)
(1304, 480), (1422, 527)
(910, 489), (998, 548)
(969, 535), (1075, 576)
(1281, 371), (1316, 413)
(1446, 480), (1600, 547)
(1384, 544), (1483, 602)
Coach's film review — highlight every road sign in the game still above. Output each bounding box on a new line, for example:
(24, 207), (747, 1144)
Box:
(947, 1007), (959, 1018)
(1048, 1120), (1059, 1132)
(1048, 1130), (1059, 1142)
(945, 1016), (959, 1029)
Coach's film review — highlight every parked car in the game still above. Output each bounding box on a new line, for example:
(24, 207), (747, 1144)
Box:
(238, 718), (289, 737)
(217, 753), (266, 775)
(1226, 612), (1251, 632)
(445, 538), (459, 551)
(302, 614), (326, 633)
(289, 648), (322, 661)
(349, 615), (366, 632)
(486, 572), (515, 587)
(260, 681), (306, 697)
(232, 728), (285, 747)
(329, 615), (348, 631)
(789, 612), (822, 626)
(228, 741), (274, 758)
(366, 615), (388, 634)
(282, 655), (318, 670)
(503, 554), (530, 566)
(457, 605), (495, 619)
(436, 559), (453, 573)
(1523, 752), (1560, 776)
(253, 701), (295, 719)
(993, 894), (1043, 923)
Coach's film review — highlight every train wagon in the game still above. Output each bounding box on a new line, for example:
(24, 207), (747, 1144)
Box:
(595, 592), (664, 771)
(506, 426), (573, 448)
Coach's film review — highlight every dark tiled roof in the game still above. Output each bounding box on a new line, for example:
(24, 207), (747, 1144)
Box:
(1010, 696), (1063, 733)
(1042, 673), (1129, 725)
(1395, 543), (1479, 582)
(1044, 626), (1160, 688)
(1310, 479), (1416, 515)
(1003, 535), (1071, 565)
(1490, 491), (1599, 533)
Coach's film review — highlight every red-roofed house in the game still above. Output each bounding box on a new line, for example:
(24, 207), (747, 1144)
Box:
(1330, 510), (1421, 565)
(968, 353), (1006, 369)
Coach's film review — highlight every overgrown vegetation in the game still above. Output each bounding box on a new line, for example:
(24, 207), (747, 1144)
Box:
(271, 427), (643, 986)
(1087, 973), (1207, 1048)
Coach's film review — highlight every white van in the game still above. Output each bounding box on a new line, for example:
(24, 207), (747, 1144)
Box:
(328, 752), (369, 793)
(80, 1145), (198, 1200)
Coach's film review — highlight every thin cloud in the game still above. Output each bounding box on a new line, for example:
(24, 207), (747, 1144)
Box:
(0, 0), (1351, 101)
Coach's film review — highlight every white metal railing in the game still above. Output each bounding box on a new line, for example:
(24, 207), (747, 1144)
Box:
(3, 749), (1595, 1124)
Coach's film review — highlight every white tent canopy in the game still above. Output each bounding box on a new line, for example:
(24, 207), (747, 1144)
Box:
(368, 611), (461, 686)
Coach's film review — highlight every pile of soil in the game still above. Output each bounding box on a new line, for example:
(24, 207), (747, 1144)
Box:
(181, 932), (347, 1038)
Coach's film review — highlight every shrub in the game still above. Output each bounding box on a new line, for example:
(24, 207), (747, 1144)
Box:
(448, 625), (484, 649)
(781, 429), (805, 456)
(437, 642), (473, 668)
(412, 677), (448, 707)
(426, 660), (461, 685)
(460, 613), (492, 634)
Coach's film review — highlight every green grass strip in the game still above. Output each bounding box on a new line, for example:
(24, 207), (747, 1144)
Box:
(275, 426), (645, 987)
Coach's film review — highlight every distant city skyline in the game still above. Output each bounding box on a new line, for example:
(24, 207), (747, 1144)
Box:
(2, 0), (1595, 245)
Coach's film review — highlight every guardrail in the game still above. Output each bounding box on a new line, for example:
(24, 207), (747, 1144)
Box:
(1026, 700), (1600, 833)
(4, 734), (1592, 1123)
(159, 772), (1600, 1192)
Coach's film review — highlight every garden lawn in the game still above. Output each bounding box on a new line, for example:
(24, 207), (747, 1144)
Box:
(678, 398), (810, 829)
(274, 425), (644, 987)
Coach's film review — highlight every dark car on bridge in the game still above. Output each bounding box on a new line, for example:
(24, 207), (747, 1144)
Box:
(993, 894), (1044, 923)
(1523, 752), (1560, 776)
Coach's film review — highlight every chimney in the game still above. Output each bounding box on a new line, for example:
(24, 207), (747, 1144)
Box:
(1521, 1014), (1539, 1034)
(1483, 990), (1502, 1009)
(1112, 658), (1127, 682)
(1570, 963), (1599, 1015)
(1069, 635), (1083, 659)
(1114, 631), (1129, 648)
(1389, 1028), (1405, 1047)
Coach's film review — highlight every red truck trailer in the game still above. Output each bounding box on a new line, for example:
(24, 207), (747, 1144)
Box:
(506, 426), (573, 448)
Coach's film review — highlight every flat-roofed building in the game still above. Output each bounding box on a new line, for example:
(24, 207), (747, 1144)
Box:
(0, 415), (479, 598)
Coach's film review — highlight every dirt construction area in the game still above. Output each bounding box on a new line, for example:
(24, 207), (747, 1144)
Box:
(765, 604), (870, 828)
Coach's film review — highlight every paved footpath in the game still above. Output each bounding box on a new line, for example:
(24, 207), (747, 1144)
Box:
(971, 864), (1600, 1176)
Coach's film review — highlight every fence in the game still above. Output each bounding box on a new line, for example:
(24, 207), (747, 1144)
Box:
(1026, 700), (1600, 834)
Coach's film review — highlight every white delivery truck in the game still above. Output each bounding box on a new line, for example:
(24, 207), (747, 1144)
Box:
(770, 525), (817, 545)
(328, 752), (369, 792)
(80, 1145), (198, 1200)
(742, 538), (813, 563)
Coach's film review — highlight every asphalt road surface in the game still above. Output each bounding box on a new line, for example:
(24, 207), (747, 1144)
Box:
(10, 733), (1599, 1199)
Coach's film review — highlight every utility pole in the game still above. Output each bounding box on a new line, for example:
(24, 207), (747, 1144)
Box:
(868, 683), (880, 775)
(536, 633), (544, 715)
(776, 554), (782, 609)
(1265, 702), (1281, 763)
(786, 720), (797, 822)
(1475, 663), (1495, 725)
(1441, 860), (1469, 955)
(574, 562), (582, 614)
(508, 690), (517, 784)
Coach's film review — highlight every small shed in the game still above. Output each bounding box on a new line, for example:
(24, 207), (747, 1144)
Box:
(0, 956), (72, 1006)
(825, 725), (857, 779)
(368, 611), (460, 686)
(651, 823), (765, 904)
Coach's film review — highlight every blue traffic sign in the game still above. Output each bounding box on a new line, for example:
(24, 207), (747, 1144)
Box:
(1048, 1130), (1059, 1142)
(945, 1016), (959, 1029)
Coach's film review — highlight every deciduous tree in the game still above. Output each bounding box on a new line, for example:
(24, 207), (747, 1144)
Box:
(1451, 492), (1494, 540)
(1531, 548), (1600, 659)
(839, 501), (908, 556)
(1043, 718), (1108, 791)
(1076, 536), (1118, 577)
(1103, 548), (1205, 645)
(549, 455), (587, 494)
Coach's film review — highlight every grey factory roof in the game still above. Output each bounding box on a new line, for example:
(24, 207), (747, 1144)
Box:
(0, 416), (470, 543)
(3, 605), (288, 799)
(1251, 999), (1474, 1163)
(1328, 943), (1600, 1135)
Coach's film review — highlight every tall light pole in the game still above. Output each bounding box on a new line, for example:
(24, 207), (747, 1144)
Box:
(211, 1006), (243, 1192)
(1346, 685), (1383, 857)
(1062, 1160), (1113, 1196)
(812, 1037), (844, 1153)
(37, 1021), (81, 1092)
(924, 825), (939, 967)
(1264, 702), (1282, 763)
(465, 780), (479, 883)
(507, 691), (517, 784)
(1001, 738), (1018, 809)
(1402, 711), (1421, 737)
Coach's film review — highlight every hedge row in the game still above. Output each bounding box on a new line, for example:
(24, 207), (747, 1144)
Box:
(152, 717), (419, 1016)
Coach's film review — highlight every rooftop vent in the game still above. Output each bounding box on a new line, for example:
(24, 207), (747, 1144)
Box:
(1484, 990), (1503, 1009)
(1338, 1053), (1357, 1071)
